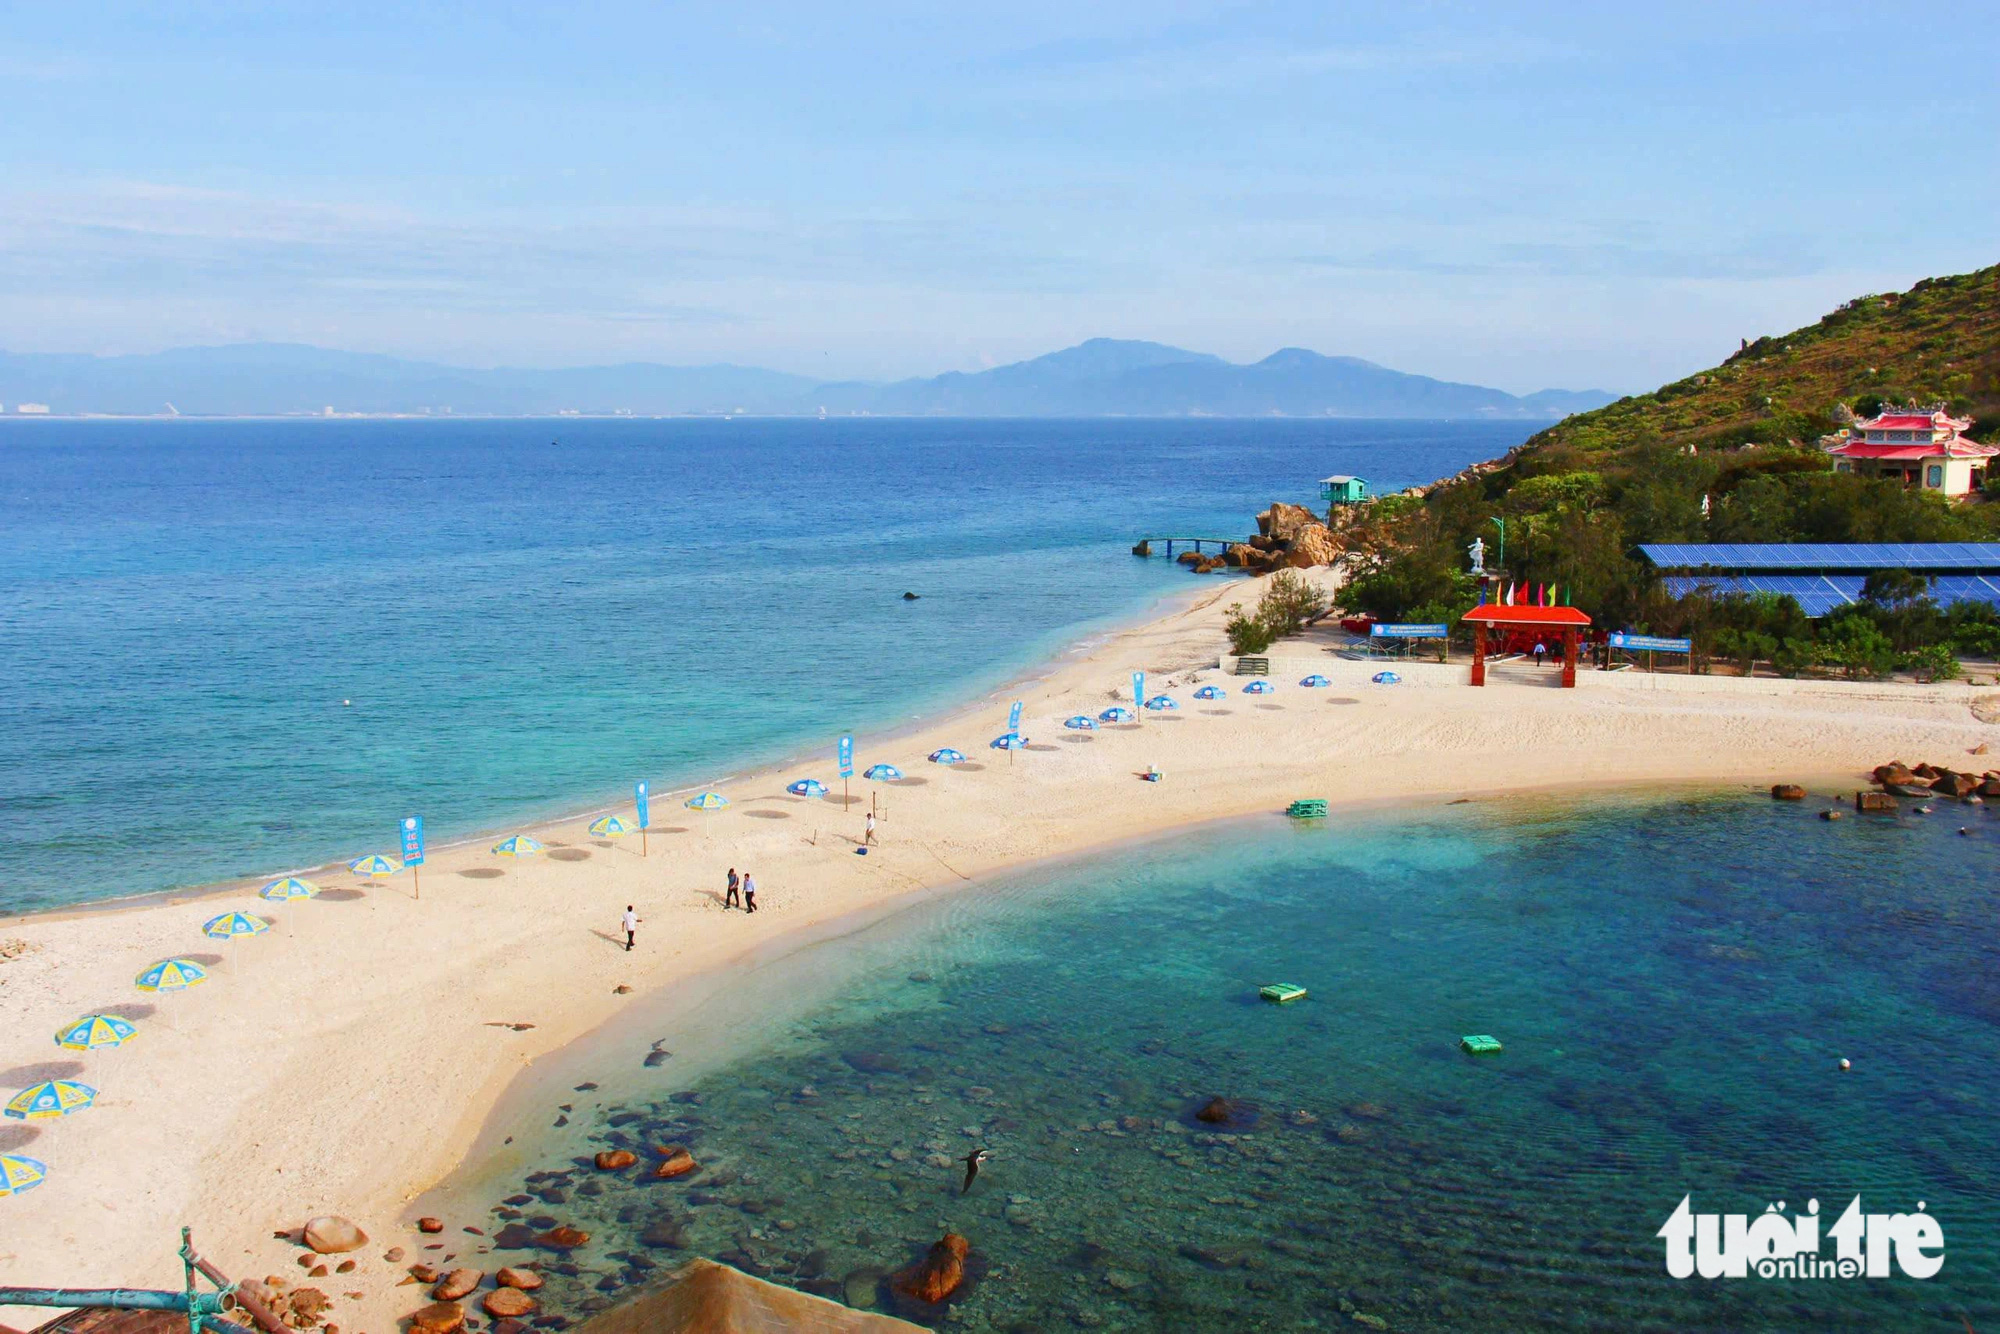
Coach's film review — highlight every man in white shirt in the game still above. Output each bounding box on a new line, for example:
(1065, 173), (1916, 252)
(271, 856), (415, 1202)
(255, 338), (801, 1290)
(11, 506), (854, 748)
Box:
(622, 904), (639, 951)
(864, 811), (878, 845)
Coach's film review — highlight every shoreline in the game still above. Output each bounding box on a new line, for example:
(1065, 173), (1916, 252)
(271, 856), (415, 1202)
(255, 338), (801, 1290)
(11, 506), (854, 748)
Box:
(0, 565), (1988, 1332)
(0, 579), (1213, 929)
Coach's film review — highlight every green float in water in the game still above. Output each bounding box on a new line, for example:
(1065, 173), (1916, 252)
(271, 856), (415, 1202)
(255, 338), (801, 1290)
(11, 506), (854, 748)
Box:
(1259, 983), (1308, 1003)
(1460, 1034), (1504, 1055)
(1286, 799), (1328, 819)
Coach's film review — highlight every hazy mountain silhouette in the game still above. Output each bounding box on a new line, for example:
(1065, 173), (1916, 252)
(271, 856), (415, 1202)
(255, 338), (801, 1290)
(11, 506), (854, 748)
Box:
(0, 338), (1613, 419)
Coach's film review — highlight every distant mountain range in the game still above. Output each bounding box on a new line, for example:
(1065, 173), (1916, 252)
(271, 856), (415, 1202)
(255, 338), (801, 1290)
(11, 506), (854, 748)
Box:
(0, 338), (1615, 420)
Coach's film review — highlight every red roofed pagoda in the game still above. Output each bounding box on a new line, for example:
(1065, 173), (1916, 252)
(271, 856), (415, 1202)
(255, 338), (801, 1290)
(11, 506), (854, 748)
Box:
(1464, 598), (1592, 687)
(1826, 408), (1995, 497)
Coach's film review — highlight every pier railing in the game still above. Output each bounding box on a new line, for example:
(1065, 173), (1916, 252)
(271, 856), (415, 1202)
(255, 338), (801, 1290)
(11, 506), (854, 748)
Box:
(1131, 536), (1240, 559)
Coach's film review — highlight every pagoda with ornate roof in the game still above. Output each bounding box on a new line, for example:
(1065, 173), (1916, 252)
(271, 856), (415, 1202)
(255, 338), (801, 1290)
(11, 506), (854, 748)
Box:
(1826, 406), (1995, 497)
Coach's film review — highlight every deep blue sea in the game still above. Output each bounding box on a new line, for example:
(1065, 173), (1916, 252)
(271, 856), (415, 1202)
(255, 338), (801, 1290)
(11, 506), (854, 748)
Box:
(445, 792), (2000, 1331)
(0, 416), (1525, 915)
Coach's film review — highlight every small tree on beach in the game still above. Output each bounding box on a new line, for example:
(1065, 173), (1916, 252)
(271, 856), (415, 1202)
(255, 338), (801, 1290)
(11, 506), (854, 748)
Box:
(1224, 603), (1276, 655)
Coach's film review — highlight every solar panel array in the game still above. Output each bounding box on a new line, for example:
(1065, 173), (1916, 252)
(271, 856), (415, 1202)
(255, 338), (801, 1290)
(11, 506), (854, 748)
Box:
(1662, 573), (2000, 617)
(1640, 543), (2000, 571)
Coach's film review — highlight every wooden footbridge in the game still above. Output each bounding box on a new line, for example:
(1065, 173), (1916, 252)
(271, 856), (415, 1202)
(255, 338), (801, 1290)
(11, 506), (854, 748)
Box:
(1131, 536), (1240, 559)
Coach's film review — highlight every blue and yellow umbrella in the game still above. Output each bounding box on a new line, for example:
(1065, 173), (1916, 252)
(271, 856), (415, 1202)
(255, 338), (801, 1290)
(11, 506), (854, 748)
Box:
(135, 958), (208, 992)
(349, 855), (402, 877)
(0, 1154), (48, 1197)
(55, 1014), (137, 1051)
(684, 792), (729, 811)
(588, 815), (634, 837)
(5, 1080), (96, 1121)
(260, 877), (320, 902)
(785, 779), (828, 797)
(203, 911), (270, 939)
(492, 835), (544, 857)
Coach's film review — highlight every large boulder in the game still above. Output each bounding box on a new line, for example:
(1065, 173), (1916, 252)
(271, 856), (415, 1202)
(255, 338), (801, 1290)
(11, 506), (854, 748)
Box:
(407, 1303), (465, 1334)
(1855, 791), (1898, 813)
(433, 1269), (482, 1302)
(891, 1234), (970, 1305)
(571, 1258), (923, 1333)
(302, 1216), (368, 1255)
(496, 1267), (544, 1291)
(1223, 544), (1252, 568)
(1257, 502), (1318, 543)
(1770, 784), (1806, 801)
(1931, 772), (1978, 798)
(1285, 523), (1337, 568)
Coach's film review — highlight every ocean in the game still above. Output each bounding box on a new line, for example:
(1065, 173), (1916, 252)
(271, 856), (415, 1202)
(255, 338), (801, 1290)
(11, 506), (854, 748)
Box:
(433, 791), (2000, 1331)
(0, 416), (1524, 916)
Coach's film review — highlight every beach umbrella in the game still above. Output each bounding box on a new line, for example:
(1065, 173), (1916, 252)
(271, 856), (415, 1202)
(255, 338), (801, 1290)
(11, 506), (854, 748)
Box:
(989, 732), (1028, 750)
(54, 1014), (137, 1051)
(259, 877), (320, 902)
(685, 792), (729, 811)
(1242, 680), (1276, 695)
(0, 1154), (48, 1197)
(588, 814), (635, 837)
(785, 779), (828, 797)
(349, 855), (402, 877)
(1062, 715), (1097, 731)
(492, 834), (544, 857)
(1143, 694), (1178, 711)
(862, 763), (904, 781)
(135, 958), (208, 992)
(202, 911), (269, 939)
(927, 750), (966, 766)
(5, 1080), (96, 1121)
(1372, 671), (1402, 685)
(1193, 685), (1225, 700)
(1098, 706), (1135, 723)
(1300, 674), (1331, 687)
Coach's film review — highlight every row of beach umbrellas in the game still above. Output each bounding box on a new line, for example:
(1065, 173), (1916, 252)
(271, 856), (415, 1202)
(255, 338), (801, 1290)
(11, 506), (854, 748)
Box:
(4, 874), (337, 1197)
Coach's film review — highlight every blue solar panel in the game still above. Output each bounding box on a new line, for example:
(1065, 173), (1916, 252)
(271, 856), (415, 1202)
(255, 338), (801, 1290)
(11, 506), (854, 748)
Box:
(1641, 543), (2000, 572)
(1661, 571), (2000, 617)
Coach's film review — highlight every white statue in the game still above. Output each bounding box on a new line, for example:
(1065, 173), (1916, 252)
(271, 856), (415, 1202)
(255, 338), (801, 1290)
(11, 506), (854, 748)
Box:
(1468, 536), (1486, 573)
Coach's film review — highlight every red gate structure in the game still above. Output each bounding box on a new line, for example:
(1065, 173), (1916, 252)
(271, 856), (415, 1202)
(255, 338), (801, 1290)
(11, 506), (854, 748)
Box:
(1462, 604), (1593, 687)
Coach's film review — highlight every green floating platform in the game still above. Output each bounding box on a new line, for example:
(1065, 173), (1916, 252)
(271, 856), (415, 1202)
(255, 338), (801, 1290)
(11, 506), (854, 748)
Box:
(1286, 799), (1328, 819)
(1259, 983), (1308, 1004)
(1459, 1034), (1504, 1055)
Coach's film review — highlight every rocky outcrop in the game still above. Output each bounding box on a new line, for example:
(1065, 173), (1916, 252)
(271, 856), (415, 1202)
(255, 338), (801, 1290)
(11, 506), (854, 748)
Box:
(571, 1258), (924, 1333)
(1285, 523), (1336, 568)
(1257, 502), (1318, 543)
(891, 1234), (970, 1305)
(303, 1217), (367, 1255)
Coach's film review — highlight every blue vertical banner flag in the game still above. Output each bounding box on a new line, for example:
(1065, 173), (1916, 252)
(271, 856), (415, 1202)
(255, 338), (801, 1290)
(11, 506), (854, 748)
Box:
(838, 734), (854, 779)
(400, 815), (425, 866)
(634, 781), (650, 829)
(1132, 671), (1144, 713)
(1007, 700), (1023, 733)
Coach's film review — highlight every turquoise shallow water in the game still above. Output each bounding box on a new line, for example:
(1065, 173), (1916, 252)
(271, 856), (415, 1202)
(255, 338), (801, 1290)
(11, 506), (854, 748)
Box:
(448, 791), (2000, 1331)
(0, 416), (1524, 914)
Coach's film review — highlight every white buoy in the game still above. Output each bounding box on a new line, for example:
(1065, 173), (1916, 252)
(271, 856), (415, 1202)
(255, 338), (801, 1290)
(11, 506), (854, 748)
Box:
(342, 699), (351, 707)
(1839, 1058), (1851, 1071)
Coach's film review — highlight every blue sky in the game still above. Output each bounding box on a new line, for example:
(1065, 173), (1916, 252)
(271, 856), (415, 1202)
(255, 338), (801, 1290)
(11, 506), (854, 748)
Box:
(1, 2), (1993, 392)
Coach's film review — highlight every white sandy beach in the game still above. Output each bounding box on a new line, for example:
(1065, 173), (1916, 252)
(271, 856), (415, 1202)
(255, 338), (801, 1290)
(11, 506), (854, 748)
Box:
(1, 569), (1992, 1332)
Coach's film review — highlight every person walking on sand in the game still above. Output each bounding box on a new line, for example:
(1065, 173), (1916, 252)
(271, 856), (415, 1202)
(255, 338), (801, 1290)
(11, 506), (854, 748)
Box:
(742, 871), (758, 914)
(864, 811), (878, 846)
(622, 904), (639, 951)
(1533, 640), (1548, 668)
(724, 867), (741, 910)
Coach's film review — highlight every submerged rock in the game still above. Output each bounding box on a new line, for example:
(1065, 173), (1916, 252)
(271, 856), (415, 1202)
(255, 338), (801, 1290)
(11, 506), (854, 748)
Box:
(483, 1288), (538, 1319)
(433, 1269), (482, 1301)
(891, 1233), (970, 1305)
(594, 1150), (638, 1171)
(653, 1146), (698, 1180)
(536, 1226), (590, 1251)
(407, 1302), (465, 1334)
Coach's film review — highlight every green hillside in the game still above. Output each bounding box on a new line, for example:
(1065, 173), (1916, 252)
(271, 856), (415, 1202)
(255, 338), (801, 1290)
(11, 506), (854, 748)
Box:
(1333, 262), (2000, 676)
(1524, 262), (2000, 459)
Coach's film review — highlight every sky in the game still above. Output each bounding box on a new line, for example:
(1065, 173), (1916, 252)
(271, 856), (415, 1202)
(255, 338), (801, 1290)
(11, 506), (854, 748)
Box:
(1, 2), (1994, 394)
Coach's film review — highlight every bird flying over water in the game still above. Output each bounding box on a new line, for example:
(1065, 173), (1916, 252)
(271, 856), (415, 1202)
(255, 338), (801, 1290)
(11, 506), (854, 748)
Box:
(961, 1147), (991, 1194)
